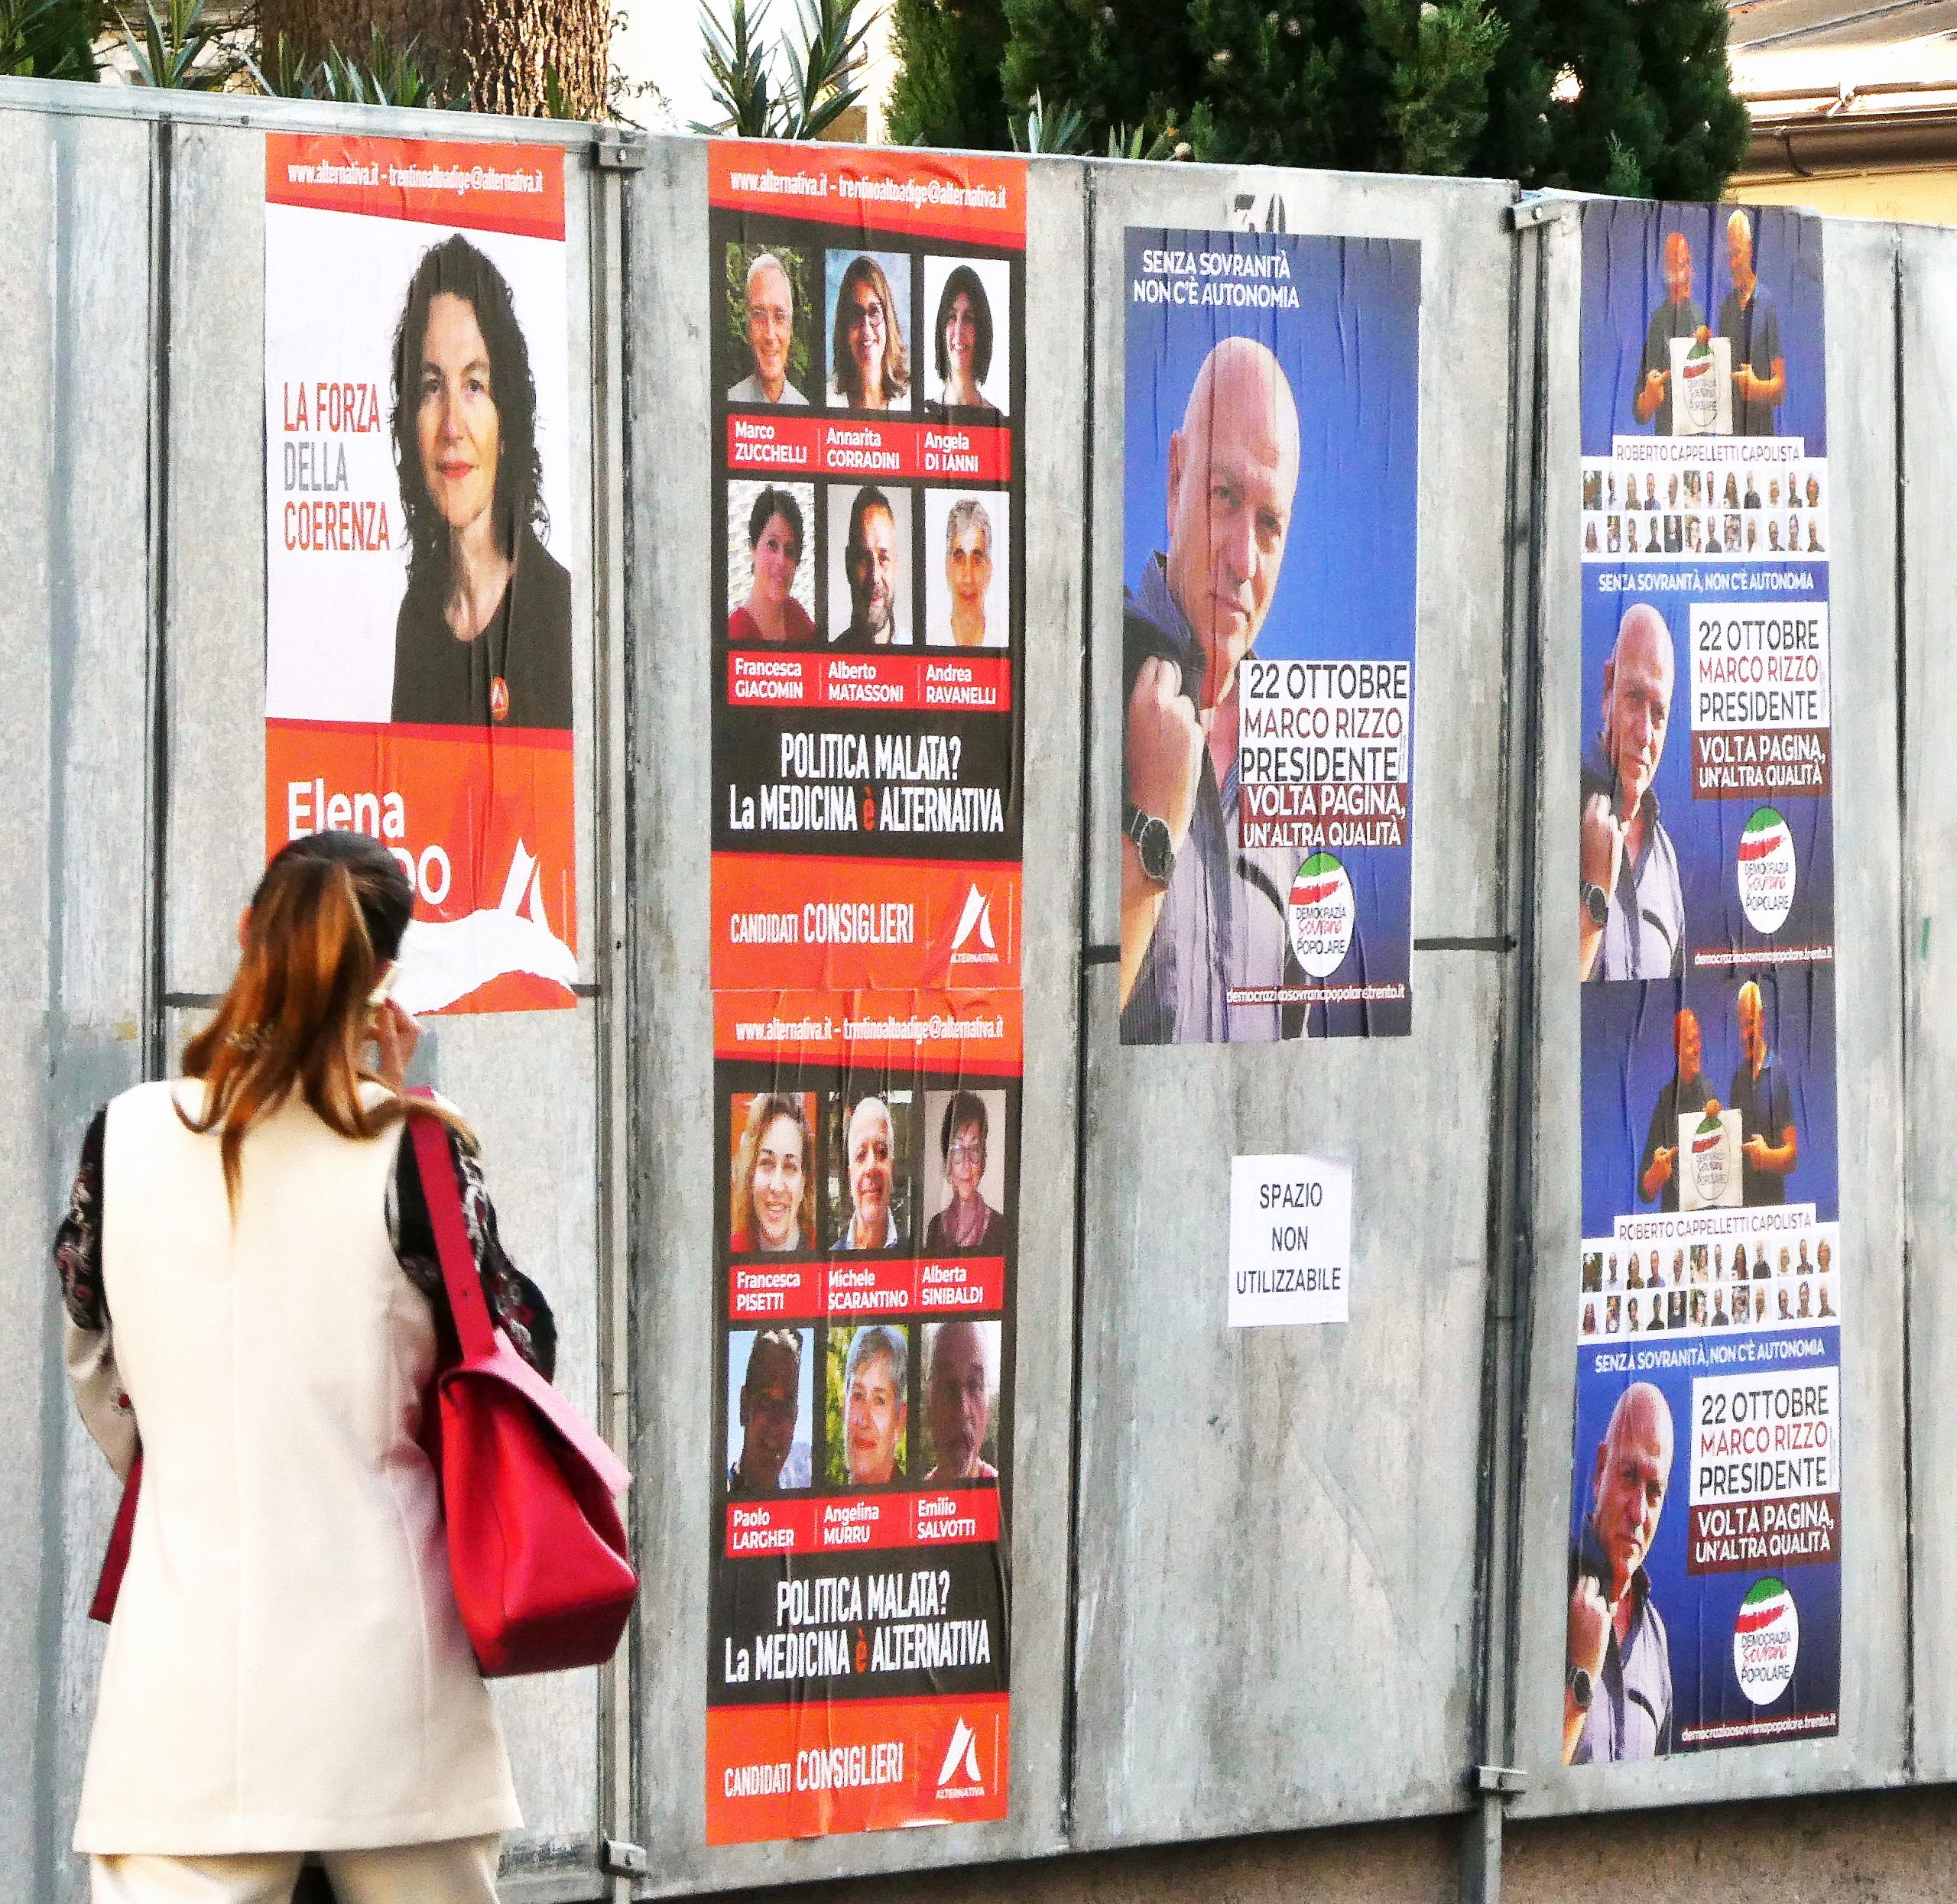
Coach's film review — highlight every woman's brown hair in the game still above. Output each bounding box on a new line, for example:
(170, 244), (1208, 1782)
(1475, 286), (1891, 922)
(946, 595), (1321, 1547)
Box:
(829, 255), (909, 407)
(179, 830), (461, 1209)
(729, 1092), (816, 1250)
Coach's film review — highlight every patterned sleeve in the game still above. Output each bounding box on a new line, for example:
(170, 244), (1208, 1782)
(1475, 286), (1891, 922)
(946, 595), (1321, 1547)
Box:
(390, 1118), (557, 1382)
(54, 1108), (140, 1481)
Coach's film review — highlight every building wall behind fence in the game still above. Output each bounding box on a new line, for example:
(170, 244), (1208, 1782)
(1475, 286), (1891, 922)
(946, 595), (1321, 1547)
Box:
(2, 76), (1952, 1902)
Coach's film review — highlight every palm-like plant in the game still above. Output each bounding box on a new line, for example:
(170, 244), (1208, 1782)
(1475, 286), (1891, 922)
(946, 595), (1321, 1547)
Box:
(696, 0), (874, 139)
(0, 0), (105, 79)
(247, 26), (466, 107)
(116, 0), (236, 88)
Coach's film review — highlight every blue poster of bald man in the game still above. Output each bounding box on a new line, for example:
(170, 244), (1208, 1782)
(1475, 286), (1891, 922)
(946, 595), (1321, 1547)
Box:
(1119, 228), (1420, 1043)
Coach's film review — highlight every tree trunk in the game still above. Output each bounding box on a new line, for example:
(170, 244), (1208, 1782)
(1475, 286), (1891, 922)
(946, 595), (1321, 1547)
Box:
(258, 0), (609, 118)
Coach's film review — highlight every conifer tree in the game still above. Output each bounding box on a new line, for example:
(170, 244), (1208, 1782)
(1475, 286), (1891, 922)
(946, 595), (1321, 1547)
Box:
(1472, 0), (1748, 196)
(891, 0), (1751, 196)
(996, 0), (1508, 174)
(886, 0), (1011, 148)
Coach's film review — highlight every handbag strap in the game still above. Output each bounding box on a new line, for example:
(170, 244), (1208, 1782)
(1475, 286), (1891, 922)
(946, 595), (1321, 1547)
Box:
(407, 1098), (500, 1365)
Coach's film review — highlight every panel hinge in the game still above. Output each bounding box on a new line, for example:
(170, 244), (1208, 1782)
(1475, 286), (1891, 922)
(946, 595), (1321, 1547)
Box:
(601, 1839), (649, 1877)
(1508, 192), (1578, 232)
(1472, 1763), (1529, 1795)
(591, 135), (646, 173)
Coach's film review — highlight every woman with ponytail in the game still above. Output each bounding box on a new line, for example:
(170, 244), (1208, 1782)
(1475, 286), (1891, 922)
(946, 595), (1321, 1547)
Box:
(53, 831), (554, 1903)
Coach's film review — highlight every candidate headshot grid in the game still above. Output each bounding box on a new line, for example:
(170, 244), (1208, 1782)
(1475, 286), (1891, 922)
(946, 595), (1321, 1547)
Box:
(717, 1075), (1016, 1505)
(716, 229), (1020, 660)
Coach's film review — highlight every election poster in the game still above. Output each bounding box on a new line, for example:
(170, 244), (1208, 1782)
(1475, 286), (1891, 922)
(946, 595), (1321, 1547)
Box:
(1567, 200), (1841, 1762)
(705, 142), (1025, 1844)
(263, 134), (579, 1015)
(1118, 229), (1420, 1043)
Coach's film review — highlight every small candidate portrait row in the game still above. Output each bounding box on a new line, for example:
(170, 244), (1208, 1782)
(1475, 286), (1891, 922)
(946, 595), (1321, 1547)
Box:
(724, 479), (1011, 651)
(1584, 459), (1824, 518)
(724, 1319), (1004, 1495)
(1585, 509), (1825, 558)
(729, 1085), (1011, 1257)
(722, 242), (1014, 423)
(1582, 1210), (1841, 1339)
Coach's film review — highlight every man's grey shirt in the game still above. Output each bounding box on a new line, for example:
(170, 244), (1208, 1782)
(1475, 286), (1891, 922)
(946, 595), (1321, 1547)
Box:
(728, 371), (809, 406)
(1119, 556), (1295, 1043)
(1582, 735), (1685, 981)
(1570, 1518), (1674, 1762)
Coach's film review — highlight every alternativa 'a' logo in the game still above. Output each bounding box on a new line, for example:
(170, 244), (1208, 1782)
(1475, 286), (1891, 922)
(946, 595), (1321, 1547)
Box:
(1286, 852), (1355, 978)
(1733, 1577), (1800, 1705)
(936, 1717), (984, 1798)
(1690, 1109), (1729, 1204)
(1737, 806), (1796, 934)
(949, 884), (998, 963)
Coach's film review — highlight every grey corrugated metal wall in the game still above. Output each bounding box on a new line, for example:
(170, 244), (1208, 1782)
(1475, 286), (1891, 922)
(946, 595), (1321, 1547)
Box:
(5, 73), (1955, 1904)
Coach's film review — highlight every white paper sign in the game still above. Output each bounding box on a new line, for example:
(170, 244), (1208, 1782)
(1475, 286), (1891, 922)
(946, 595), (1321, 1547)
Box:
(1667, 333), (1733, 436)
(1679, 1108), (1744, 1211)
(1229, 1154), (1352, 1328)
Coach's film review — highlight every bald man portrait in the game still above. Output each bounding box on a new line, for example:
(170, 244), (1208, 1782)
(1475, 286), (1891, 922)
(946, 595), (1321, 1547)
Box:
(1581, 603), (1683, 981)
(1119, 335), (1309, 1042)
(1566, 1383), (1676, 1764)
(1632, 231), (1703, 436)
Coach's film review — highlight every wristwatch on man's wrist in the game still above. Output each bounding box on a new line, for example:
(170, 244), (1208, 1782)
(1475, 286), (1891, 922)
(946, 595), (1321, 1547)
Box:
(1582, 880), (1610, 929)
(1125, 803), (1176, 887)
(1568, 1665), (1595, 1712)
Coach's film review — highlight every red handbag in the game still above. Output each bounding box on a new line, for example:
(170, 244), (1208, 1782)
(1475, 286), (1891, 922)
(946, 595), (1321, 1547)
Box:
(409, 1110), (638, 1676)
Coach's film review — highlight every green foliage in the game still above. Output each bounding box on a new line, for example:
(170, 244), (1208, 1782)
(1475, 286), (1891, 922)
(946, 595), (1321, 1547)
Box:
(894, 0), (1746, 196)
(248, 28), (468, 108)
(117, 0), (238, 89)
(723, 239), (814, 400)
(887, 0), (1010, 149)
(998, 0), (1507, 176)
(0, 0), (104, 79)
(696, 0), (874, 138)
(1469, 0), (1749, 197)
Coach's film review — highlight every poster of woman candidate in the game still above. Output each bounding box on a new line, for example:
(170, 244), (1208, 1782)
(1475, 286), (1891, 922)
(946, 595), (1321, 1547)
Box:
(264, 134), (579, 1014)
(1566, 200), (1841, 1763)
(1119, 229), (1420, 1043)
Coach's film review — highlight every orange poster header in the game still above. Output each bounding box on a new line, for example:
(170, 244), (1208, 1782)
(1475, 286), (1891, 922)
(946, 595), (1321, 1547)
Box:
(265, 133), (566, 242)
(709, 140), (1026, 250)
(707, 1694), (1009, 1844)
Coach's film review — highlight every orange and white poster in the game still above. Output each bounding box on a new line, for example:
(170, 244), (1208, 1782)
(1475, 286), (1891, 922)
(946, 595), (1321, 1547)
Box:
(705, 140), (1027, 1846)
(264, 133), (579, 1014)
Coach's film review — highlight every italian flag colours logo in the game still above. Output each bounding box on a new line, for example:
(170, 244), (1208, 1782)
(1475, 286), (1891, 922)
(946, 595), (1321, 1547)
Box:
(1737, 805), (1796, 933)
(1733, 1577), (1800, 1705)
(1286, 851), (1355, 978)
